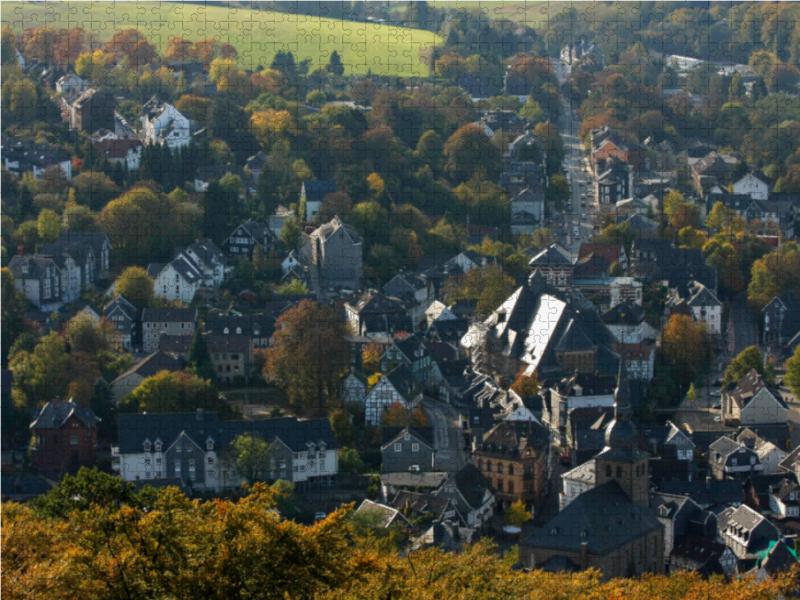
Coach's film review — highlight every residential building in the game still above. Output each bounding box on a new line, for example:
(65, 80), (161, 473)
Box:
(7, 254), (63, 310)
(689, 151), (727, 195)
(111, 351), (184, 403)
(659, 479), (744, 512)
(510, 188), (544, 224)
(718, 504), (780, 562)
(709, 436), (764, 480)
(141, 308), (198, 353)
(649, 492), (717, 573)
(141, 96), (191, 148)
(113, 411), (338, 492)
(389, 490), (463, 525)
(42, 232), (111, 300)
(382, 271), (434, 331)
(345, 290), (412, 337)
(104, 295), (138, 350)
(0, 476), (55, 503)
(434, 464), (495, 529)
(763, 291), (800, 347)
(527, 244), (574, 290)
(577, 243), (627, 271)
(55, 73), (87, 94)
(665, 280), (723, 336)
(93, 138), (142, 170)
(595, 159), (634, 205)
(472, 419), (550, 513)
(602, 300), (658, 344)
(222, 221), (273, 260)
(381, 426), (451, 473)
(269, 205), (295, 237)
(721, 369), (788, 427)
(342, 369), (368, 404)
(733, 172), (774, 201)
(354, 499), (411, 529)
(207, 334), (251, 386)
(307, 216), (363, 289)
(151, 239), (226, 303)
(30, 400), (100, 478)
(474, 110), (530, 137)
(641, 421), (695, 460)
(363, 364), (423, 426)
(63, 88), (114, 133)
(245, 151), (269, 182)
(300, 179), (337, 221)
(1, 136), (73, 180)
(561, 39), (604, 68)
(380, 335), (432, 384)
(544, 372), (617, 446)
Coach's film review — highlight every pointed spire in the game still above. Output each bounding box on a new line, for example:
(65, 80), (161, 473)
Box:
(614, 356), (632, 421)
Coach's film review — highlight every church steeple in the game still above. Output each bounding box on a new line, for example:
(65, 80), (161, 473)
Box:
(604, 357), (638, 451)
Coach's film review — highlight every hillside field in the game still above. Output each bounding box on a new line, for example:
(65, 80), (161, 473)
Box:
(2, 1), (443, 76)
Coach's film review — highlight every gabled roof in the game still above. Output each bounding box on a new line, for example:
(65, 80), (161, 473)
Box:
(30, 399), (100, 430)
(529, 244), (572, 267)
(522, 480), (662, 555)
(141, 308), (198, 323)
(390, 490), (455, 522)
(104, 295), (137, 320)
(578, 243), (624, 264)
(117, 412), (337, 454)
(310, 215), (362, 245)
(660, 479), (745, 507)
(725, 369), (787, 411)
(383, 364), (423, 403)
(111, 351), (183, 384)
(441, 463), (494, 511)
(355, 499), (410, 528)
(7, 255), (58, 280)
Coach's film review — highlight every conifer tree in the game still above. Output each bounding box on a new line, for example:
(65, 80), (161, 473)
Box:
(187, 326), (216, 383)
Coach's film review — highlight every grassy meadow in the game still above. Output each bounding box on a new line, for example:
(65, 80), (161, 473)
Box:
(2, 1), (443, 76)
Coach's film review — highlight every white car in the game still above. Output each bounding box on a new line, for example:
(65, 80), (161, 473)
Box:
(315, 512), (327, 521)
(581, 214), (587, 221)
(573, 227), (580, 236)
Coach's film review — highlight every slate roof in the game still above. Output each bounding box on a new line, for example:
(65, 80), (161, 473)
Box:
(379, 472), (450, 489)
(578, 244), (624, 265)
(204, 314), (273, 338)
(43, 232), (109, 268)
(384, 364), (423, 403)
(572, 252), (610, 279)
(659, 479), (744, 507)
(7, 255), (58, 280)
(158, 334), (193, 354)
(381, 426), (435, 448)
(522, 480), (663, 555)
(117, 412), (337, 454)
(390, 490), (454, 522)
(529, 244), (572, 267)
(302, 179), (337, 201)
(443, 463), (494, 510)
(112, 351), (183, 384)
(725, 369), (787, 411)
(30, 399), (100, 430)
(478, 419), (549, 456)
(0, 475), (54, 499)
(355, 499), (409, 528)
(602, 300), (645, 326)
(104, 295), (137, 320)
(141, 308), (198, 323)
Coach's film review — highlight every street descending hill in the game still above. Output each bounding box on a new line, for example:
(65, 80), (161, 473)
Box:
(3, 1), (442, 76)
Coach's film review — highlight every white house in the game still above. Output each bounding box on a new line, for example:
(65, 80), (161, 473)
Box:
(281, 250), (302, 275)
(93, 138), (142, 170)
(510, 188), (544, 223)
(343, 370), (368, 404)
(151, 239), (226, 303)
(56, 74), (87, 94)
(560, 459), (595, 511)
(7, 254), (63, 311)
(767, 479), (800, 518)
(364, 364), (423, 426)
(141, 96), (191, 149)
(722, 369), (789, 427)
(113, 412), (339, 493)
(733, 172), (773, 201)
(425, 300), (456, 328)
(619, 343), (656, 381)
(666, 280), (723, 336)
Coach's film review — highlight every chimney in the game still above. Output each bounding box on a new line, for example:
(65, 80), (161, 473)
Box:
(579, 541), (589, 568)
(197, 408), (204, 421)
(706, 476), (712, 489)
(17, 245), (23, 257)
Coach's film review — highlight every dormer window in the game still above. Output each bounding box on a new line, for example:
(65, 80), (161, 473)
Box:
(207, 439), (214, 451)
(236, 327), (242, 334)
(144, 441), (151, 452)
(224, 327), (229, 334)
(155, 442), (162, 452)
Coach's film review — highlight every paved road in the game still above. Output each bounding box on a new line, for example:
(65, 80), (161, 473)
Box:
(731, 293), (757, 356)
(552, 103), (597, 257)
(422, 397), (467, 472)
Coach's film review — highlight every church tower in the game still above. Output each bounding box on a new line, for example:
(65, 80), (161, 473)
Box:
(594, 359), (649, 504)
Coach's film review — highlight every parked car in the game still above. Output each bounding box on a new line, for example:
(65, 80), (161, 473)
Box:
(712, 378), (722, 386)
(581, 214), (587, 221)
(714, 416), (722, 423)
(573, 227), (580, 236)
(710, 391), (721, 398)
(712, 402), (721, 410)
(315, 512), (327, 521)
(560, 451), (572, 466)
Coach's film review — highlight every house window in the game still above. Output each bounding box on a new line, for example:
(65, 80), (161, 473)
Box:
(412, 443), (419, 452)
(188, 460), (196, 480)
(175, 463), (181, 475)
(732, 458), (738, 466)
(70, 435), (78, 446)
(750, 457), (756, 465)
(155, 442), (162, 452)
(144, 441), (151, 452)
(176, 444), (182, 453)
(498, 464), (504, 474)
(394, 443), (402, 452)
(487, 462), (493, 473)
(508, 481), (514, 493)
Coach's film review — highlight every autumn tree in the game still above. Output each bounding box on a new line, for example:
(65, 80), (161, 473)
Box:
(115, 266), (154, 309)
(118, 371), (238, 419)
(723, 345), (774, 386)
(510, 369), (540, 398)
(784, 345), (800, 399)
(441, 264), (516, 317)
(104, 29), (158, 67)
(36, 208), (60, 243)
(662, 314), (711, 386)
(707, 200), (746, 234)
(9, 331), (68, 403)
(748, 243), (800, 310)
(361, 343), (382, 373)
(66, 313), (110, 355)
(338, 447), (365, 478)
(504, 499), (532, 528)
(663, 191), (700, 232)
(264, 300), (350, 413)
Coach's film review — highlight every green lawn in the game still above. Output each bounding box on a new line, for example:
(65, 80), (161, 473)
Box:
(426, 1), (550, 26)
(3, 1), (443, 76)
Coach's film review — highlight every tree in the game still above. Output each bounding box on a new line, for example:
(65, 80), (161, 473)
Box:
(338, 447), (365, 478)
(724, 346), (774, 386)
(533, 122), (565, 175)
(66, 313), (109, 354)
(509, 369), (540, 398)
(381, 400), (410, 426)
(115, 266), (154, 309)
(531, 228), (555, 248)
(748, 244), (800, 310)
(663, 191), (700, 231)
(662, 314), (710, 386)
(518, 96), (543, 122)
(329, 409), (353, 446)
(2, 268), (28, 365)
(9, 331), (68, 402)
(504, 499), (532, 528)
(326, 50), (345, 77)
(707, 201), (746, 234)
(276, 278), (310, 295)
(36, 209), (60, 243)
(119, 371), (238, 419)
(223, 433), (274, 486)
(187, 328), (216, 382)
(443, 124), (501, 184)
(279, 215), (304, 252)
(441, 264), (516, 316)
(264, 300), (350, 413)
(686, 383), (696, 402)
(361, 343), (382, 373)
(609, 261), (624, 276)
(784, 345), (800, 399)
(1, 26), (17, 65)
